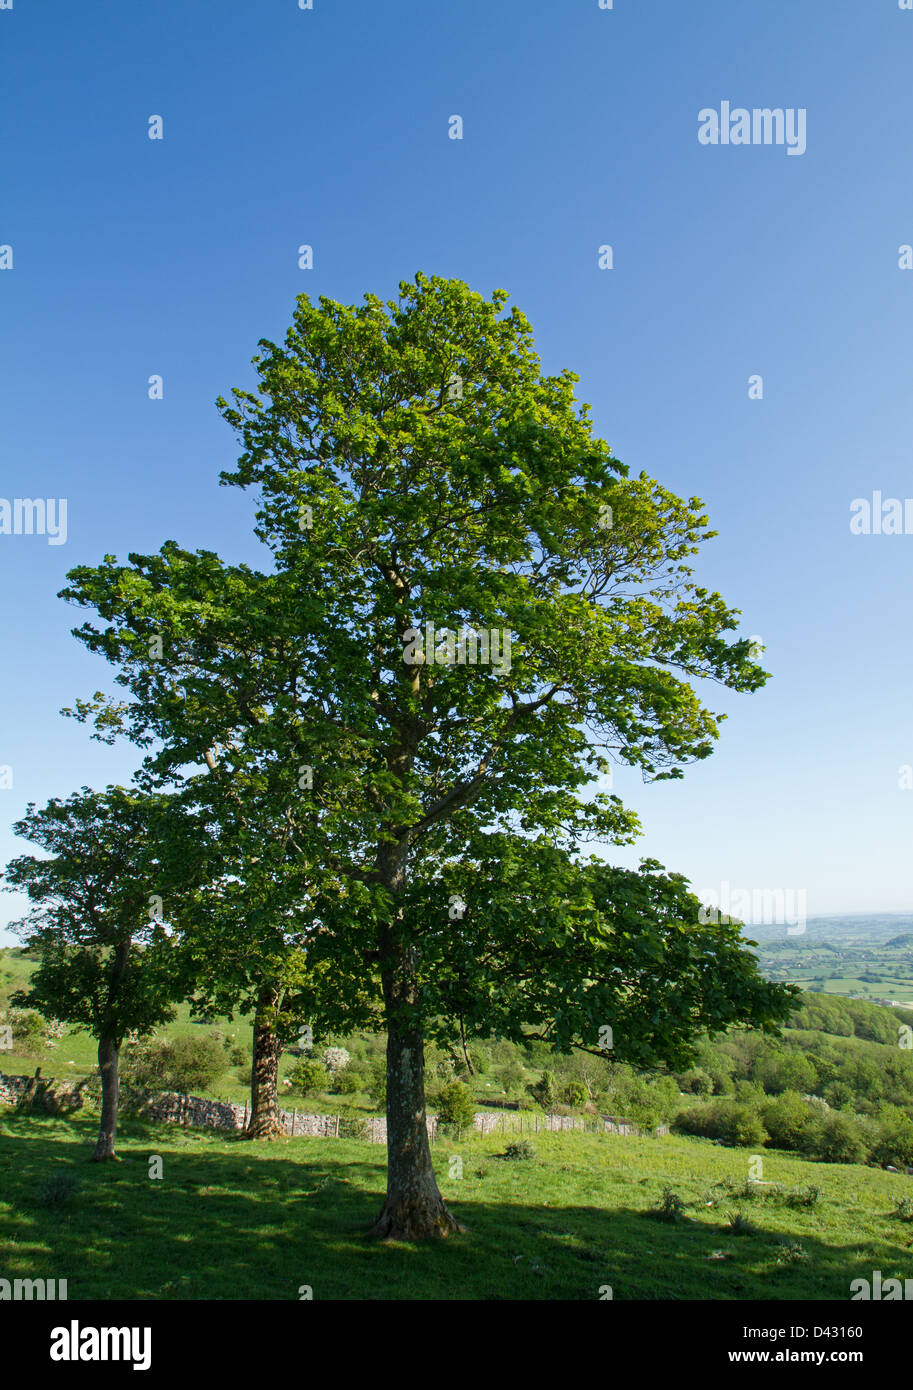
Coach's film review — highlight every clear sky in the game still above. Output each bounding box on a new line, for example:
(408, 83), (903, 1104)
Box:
(1, 0), (911, 943)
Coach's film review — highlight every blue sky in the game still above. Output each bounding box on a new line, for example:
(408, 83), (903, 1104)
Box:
(1, 0), (912, 942)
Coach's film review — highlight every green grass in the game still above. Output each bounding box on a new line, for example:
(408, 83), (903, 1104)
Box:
(2, 1112), (912, 1300)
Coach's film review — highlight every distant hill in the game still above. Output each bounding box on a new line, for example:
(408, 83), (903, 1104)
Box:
(744, 913), (913, 946)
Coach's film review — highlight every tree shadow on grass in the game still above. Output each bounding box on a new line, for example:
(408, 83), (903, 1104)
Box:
(1, 1115), (911, 1301)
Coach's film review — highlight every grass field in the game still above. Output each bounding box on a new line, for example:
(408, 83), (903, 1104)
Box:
(2, 1112), (912, 1300)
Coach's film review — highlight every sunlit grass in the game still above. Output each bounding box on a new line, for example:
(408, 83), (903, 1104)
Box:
(1, 1112), (912, 1300)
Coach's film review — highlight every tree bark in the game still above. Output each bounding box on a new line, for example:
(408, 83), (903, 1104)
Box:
(247, 987), (284, 1139)
(92, 1034), (120, 1161)
(369, 941), (464, 1240)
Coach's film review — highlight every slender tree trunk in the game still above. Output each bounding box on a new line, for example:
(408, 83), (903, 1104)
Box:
(369, 941), (464, 1240)
(92, 1034), (120, 1161)
(459, 1017), (475, 1076)
(92, 938), (129, 1162)
(247, 986), (284, 1139)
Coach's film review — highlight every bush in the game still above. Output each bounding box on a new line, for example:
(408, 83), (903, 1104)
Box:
(775, 1240), (809, 1265)
(435, 1080), (477, 1134)
(726, 1211), (757, 1236)
(650, 1189), (687, 1222)
(122, 1033), (228, 1093)
(527, 1069), (559, 1111)
(609, 1073), (680, 1130)
(761, 1090), (817, 1152)
(674, 1100), (767, 1148)
(870, 1104), (913, 1168)
(785, 1184), (820, 1209)
(810, 1112), (868, 1165)
(754, 1049), (818, 1096)
(333, 1068), (364, 1096)
(4, 1008), (47, 1056)
(678, 1068), (713, 1097)
(823, 1080), (854, 1110)
(322, 1047), (350, 1076)
(494, 1061), (526, 1095)
(733, 1079), (765, 1104)
(288, 1059), (329, 1097)
(560, 1080), (589, 1109)
(502, 1139), (537, 1161)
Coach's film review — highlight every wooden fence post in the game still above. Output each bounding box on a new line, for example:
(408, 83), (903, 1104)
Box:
(335, 1114), (340, 1137)
(292, 1107), (297, 1137)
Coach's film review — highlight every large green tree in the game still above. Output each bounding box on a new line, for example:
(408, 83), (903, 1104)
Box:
(59, 273), (789, 1235)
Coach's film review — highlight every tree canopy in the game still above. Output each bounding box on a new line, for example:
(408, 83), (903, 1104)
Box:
(52, 273), (791, 1232)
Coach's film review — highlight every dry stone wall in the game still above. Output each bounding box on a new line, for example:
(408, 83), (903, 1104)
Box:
(0, 1071), (665, 1141)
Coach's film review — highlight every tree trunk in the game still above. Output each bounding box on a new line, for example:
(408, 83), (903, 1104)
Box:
(369, 944), (464, 1240)
(92, 1034), (120, 1161)
(247, 987), (284, 1139)
(459, 1017), (475, 1076)
(92, 937), (129, 1162)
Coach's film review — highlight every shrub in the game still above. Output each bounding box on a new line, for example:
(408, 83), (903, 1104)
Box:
(870, 1105), (913, 1168)
(785, 1184), (820, 1209)
(436, 1080), (477, 1134)
(675, 1100), (767, 1148)
(288, 1059), (329, 1097)
(502, 1139), (537, 1161)
(4, 1008), (47, 1055)
(892, 1197), (913, 1222)
(431, 1052), (458, 1083)
(823, 1080), (855, 1110)
(122, 1033), (228, 1093)
(733, 1079), (765, 1104)
(560, 1080), (589, 1109)
(611, 1074), (681, 1130)
(726, 1211), (757, 1236)
(333, 1068), (364, 1096)
(775, 1240), (809, 1265)
(755, 1050), (817, 1096)
(322, 1047), (350, 1076)
(810, 1112), (868, 1164)
(678, 1068), (713, 1097)
(650, 1189), (687, 1222)
(761, 1090), (817, 1152)
(527, 1070), (559, 1111)
(495, 1061), (526, 1095)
